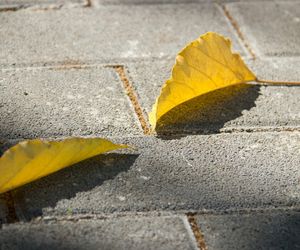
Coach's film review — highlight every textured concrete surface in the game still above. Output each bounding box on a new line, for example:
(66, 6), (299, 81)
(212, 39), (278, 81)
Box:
(247, 58), (300, 82)
(0, 216), (197, 250)
(127, 59), (300, 133)
(95, 0), (200, 4)
(95, 0), (205, 5)
(0, 0), (84, 8)
(0, 3), (244, 67)
(225, 2), (300, 57)
(0, 67), (141, 138)
(95, 0), (283, 4)
(3, 132), (298, 219)
(0, 0), (300, 248)
(196, 210), (300, 250)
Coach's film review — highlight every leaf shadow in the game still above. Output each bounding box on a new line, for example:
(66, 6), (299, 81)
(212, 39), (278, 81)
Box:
(155, 84), (261, 139)
(198, 211), (300, 250)
(9, 153), (138, 221)
(250, 211), (300, 249)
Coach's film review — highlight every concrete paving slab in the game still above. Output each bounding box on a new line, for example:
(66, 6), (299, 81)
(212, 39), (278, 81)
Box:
(247, 58), (300, 83)
(127, 58), (300, 133)
(0, 67), (141, 139)
(0, 216), (197, 250)
(0, 0), (84, 9)
(4, 132), (300, 219)
(0, 3), (244, 67)
(225, 2), (300, 57)
(95, 0), (200, 5)
(196, 210), (300, 250)
(95, 0), (282, 4)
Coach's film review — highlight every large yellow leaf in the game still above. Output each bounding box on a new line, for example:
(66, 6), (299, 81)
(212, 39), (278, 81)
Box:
(0, 138), (128, 194)
(149, 32), (257, 129)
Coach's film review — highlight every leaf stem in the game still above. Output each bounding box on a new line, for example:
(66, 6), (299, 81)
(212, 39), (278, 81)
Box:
(256, 78), (300, 86)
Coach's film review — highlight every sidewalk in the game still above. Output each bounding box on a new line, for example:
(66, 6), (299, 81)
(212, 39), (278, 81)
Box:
(0, 0), (300, 249)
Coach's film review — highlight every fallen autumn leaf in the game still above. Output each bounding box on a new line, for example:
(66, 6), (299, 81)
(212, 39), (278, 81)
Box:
(149, 32), (256, 129)
(0, 137), (128, 194)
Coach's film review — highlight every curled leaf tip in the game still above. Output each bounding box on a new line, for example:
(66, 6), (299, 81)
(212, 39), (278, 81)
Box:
(0, 137), (130, 194)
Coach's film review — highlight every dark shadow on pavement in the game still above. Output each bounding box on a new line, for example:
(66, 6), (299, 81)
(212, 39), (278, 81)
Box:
(9, 153), (138, 221)
(198, 210), (300, 250)
(156, 84), (261, 139)
(253, 211), (300, 250)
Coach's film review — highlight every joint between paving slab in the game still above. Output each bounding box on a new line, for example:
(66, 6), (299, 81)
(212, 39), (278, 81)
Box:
(0, 6), (19, 12)
(0, 1), (88, 12)
(0, 4), (63, 12)
(159, 126), (300, 137)
(221, 126), (300, 133)
(0, 57), (174, 70)
(2, 192), (19, 224)
(1, 62), (102, 71)
(28, 206), (300, 223)
(110, 65), (151, 135)
(48, 62), (91, 70)
(186, 213), (207, 250)
(220, 4), (256, 59)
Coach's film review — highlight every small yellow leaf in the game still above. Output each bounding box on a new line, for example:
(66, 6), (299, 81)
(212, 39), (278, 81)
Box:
(0, 138), (128, 194)
(149, 32), (257, 129)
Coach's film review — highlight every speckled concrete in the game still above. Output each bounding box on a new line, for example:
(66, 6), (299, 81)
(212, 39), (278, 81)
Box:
(0, 3), (244, 67)
(0, 67), (141, 138)
(225, 2), (300, 57)
(0, 216), (198, 250)
(1, 132), (297, 219)
(1, 1), (300, 249)
(126, 58), (300, 133)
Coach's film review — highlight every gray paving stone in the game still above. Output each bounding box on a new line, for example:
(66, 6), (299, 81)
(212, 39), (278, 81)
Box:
(0, 3), (244, 67)
(4, 132), (299, 219)
(225, 2), (300, 57)
(0, 67), (141, 139)
(95, 0), (281, 4)
(0, 0), (84, 9)
(196, 210), (300, 250)
(0, 216), (197, 250)
(247, 58), (300, 83)
(127, 58), (300, 133)
(95, 0), (200, 5)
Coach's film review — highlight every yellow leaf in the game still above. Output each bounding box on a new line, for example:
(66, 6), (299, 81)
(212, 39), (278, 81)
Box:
(149, 32), (257, 129)
(0, 138), (128, 194)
